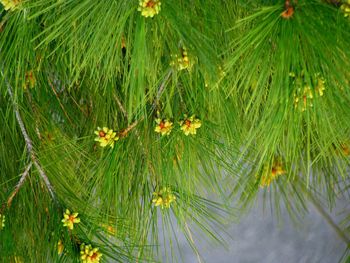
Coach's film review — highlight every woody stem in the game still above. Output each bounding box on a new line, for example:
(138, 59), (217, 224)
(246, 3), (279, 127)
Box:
(7, 162), (33, 208)
(2, 68), (56, 201)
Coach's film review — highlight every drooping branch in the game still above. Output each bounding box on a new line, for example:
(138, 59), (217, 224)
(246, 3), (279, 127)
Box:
(114, 94), (156, 177)
(7, 162), (33, 207)
(6, 85), (34, 153)
(2, 69), (56, 201)
(115, 69), (172, 123)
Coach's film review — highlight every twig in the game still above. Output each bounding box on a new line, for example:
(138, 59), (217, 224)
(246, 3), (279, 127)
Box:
(2, 69), (56, 201)
(7, 162), (33, 207)
(119, 118), (144, 138)
(113, 94), (144, 138)
(114, 73), (170, 183)
(299, 182), (350, 244)
(113, 93), (155, 177)
(33, 161), (56, 200)
(6, 85), (34, 153)
(115, 69), (172, 120)
(114, 94), (129, 120)
(114, 93), (147, 155)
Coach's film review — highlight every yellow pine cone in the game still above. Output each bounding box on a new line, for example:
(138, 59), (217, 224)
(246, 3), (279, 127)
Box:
(179, 114), (202, 136)
(94, 127), (119, 148)
(339, 143), (350, 156)
(154, 118), (173, 136)
(138, 0), (161, 18)
(100, 223), (117, 236)
(80, 243), (103, 263)
(259, 162), (286, 188)
(61, 209), (80, 230)
(152, 187), (176, 209)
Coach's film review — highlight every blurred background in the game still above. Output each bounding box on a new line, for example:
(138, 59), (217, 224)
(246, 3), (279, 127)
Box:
(160, 195), (347, 263)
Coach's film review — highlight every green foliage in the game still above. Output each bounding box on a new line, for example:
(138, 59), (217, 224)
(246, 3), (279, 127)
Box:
(0, 0), (350, 262)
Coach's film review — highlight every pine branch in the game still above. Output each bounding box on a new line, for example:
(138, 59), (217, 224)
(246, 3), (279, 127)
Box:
(2, 69), (56, 201)
(119, 118), (144, 138)
(114, 93), (155, 178)
(6, 88), (34, 154)
(114, 94), (144, 138)
(7, 162), (33, 208)
(114, 71), (171, 141)
(115, 69), (174, 150)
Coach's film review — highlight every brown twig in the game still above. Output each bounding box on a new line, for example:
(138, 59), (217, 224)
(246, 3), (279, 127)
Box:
(114, 94), (129, 120)
(2, 69), (56, 201)
(113, 72), (172, 180)
(114, 94), (144, 138)
(113, 93), (155, 177)
(119, 117), (144, 138)
(7, 162), (33, 207)
(114, 69), (172, 142)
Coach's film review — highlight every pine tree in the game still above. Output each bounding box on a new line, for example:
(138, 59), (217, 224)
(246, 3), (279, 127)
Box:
(0, 0), (350, 262)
